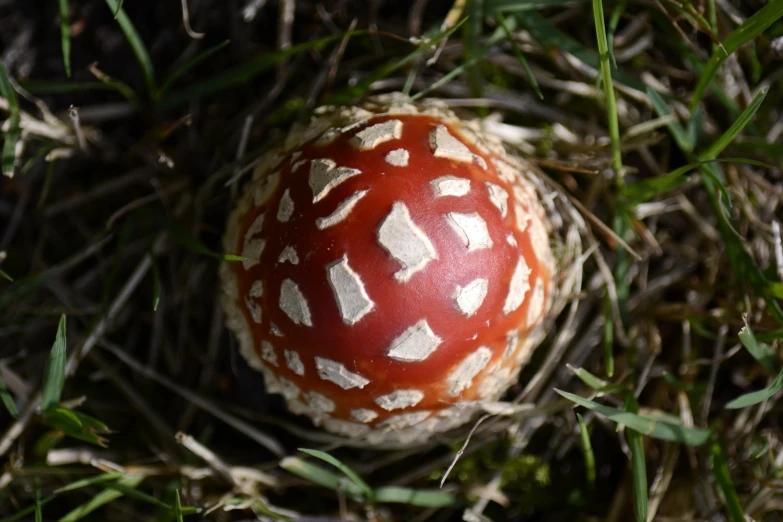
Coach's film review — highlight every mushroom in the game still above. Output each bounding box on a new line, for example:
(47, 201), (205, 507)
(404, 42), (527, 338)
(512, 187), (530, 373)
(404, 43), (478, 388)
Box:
(220, 94), (557, 447)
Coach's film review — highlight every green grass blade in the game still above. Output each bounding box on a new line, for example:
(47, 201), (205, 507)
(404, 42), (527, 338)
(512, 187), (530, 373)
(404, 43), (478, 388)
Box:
(58, 475), (144, 522)
(373, 487), (456, 508)
(0, 374), (17, 417)
(0, 267), (12, 282)
(486, 0), (586, 11)
(58, 0), (72, 77)
(690, 0), (783, 111)
(555, 390), (712, 445)
(20, 81), (114, 95)
(331, 20), (466, 105)
(155, 40), (231, 100)
(514, 10), (647, 93)
(592, 0), (621, 174)
(298, 448), (373, 498)
(576, 413), (596, 488)
(496, 11), (542, 99)
(160, 31), (366, 110)
(41, 314), (67, 411)
(149, 252), (161, 311)
(725, 366), (783, 409)
(175, 490), (184, 522)
(701, 88), (767, 161)
(411, 19), (502, 102)
(628, 430), (648, 522)
(280, 456), (365, 499)
(146, 210), (243, 262)
(737, 321), (777, 374)
(709, 441), (745, 522)
(0, 63), (21, 178)
(647, 87), (693, 152)
(54, 472), (126, 493)
(103, 0), (156, 95)
(34, 479), (43, 522)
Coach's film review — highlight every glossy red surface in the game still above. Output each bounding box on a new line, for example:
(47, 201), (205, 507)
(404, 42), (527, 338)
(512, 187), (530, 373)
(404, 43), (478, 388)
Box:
(228, 114), (552, 424)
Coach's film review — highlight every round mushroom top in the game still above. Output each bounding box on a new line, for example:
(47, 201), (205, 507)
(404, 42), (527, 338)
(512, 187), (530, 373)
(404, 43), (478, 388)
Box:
(221, 96), (556, 447)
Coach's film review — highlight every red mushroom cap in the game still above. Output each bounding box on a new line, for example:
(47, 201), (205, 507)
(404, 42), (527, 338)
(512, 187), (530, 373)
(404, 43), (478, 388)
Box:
(221, 95), (556, 446)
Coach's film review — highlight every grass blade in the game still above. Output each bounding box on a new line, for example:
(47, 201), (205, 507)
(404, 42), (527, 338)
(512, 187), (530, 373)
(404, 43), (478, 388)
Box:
(0, 374), (17, 417)
(555, 390), (712, 445)
(576, 413), (596, 488)
(628, 429), (648, 522)
(160, 31), (367, 110)
(149, 252), (161, 311)
(58, 475), (144, 522)
(709, 441), (745, 522)
(280, 456), (365, 499)
(331, 20), (466, 105)
(0, 63), (21, 178)
(298, 448), (373, 498)
(373, 487), (456, 508)
(691, 0), (783, 111)
(496, 11), (542, 99)
(725, 366), (783, 409)
(41, 314), (67, 411)
(647, 87), (692, 152)
(155, 40), (230, 100)
(145, 210), (243, 262)
(103, 0), (157, 95)
(701, 88), (767, 161)
(486, 0), (586, 11)
(737, 321), (777, 374)
(58, 0), (72, 77)
(592, 0), (621, 175)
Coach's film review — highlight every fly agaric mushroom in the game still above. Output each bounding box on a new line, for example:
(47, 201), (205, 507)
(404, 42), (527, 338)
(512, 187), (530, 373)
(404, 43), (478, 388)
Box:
(220, 94), (556, 447)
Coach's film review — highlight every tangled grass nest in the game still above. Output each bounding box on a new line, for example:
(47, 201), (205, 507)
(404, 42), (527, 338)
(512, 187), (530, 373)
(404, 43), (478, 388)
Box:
(0, 0), (782, 521)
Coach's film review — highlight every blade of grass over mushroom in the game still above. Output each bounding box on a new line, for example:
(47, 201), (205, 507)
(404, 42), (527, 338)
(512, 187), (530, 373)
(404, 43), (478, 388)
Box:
(103, 0), (157, 95)
(280, 456), (366, 500)
(58, 0), (72, 77)
(690, 0), (783, 112)
(725, 367), (783, 409)
(373, 487), (456, 508)
(328, 20), (466, 105)
(174, 490), (184, 522)
(0, 63), (21, 178)
(160, 31), (368, 110)
(41, 315), (67, 411)
(0, 267), (11, 282)
(576, 413), (596, 488)
(709, 441), (745, 522)
(496, 11), (542, 99)
(298, 448), (373, 498)
(411, 19), (504, 101)
(737, 321), (778, 374)
(34, 481), (42, 522)
(154, 39), (231, 100)
(555, 390), (713, 445)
